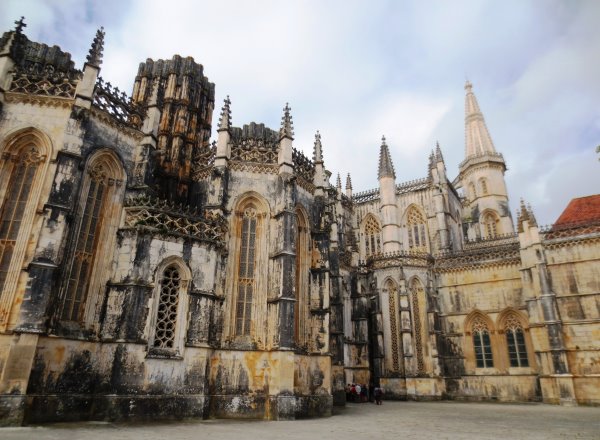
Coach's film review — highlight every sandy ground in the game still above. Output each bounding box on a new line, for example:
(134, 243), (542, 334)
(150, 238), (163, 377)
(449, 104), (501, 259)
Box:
(1, 401), (599, 440)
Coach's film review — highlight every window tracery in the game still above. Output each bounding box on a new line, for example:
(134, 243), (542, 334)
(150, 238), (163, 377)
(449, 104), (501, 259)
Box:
(364, 215), (381, 257)
(153, 265), (181, 349)
(482, 211), (499, 239)
(0, 145), (43, 295)
(504, 314), (528, 367)
(58, 152), (124, 324)
(295, 208), (309, 345)
(410, 278), (425, 374)
(236, 206), (258, 336)
(472, 317), (494, 368)
(406, 207), (428, 251)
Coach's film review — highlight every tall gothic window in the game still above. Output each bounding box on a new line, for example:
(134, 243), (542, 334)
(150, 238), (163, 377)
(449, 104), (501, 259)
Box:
(236, 206), (258, 336)
(504, 314), (529, 367)
(295, 208), (309, 345)
(364, 215), (381, 258)
(482, 211), (500, 239)
(59, 153), (124, 323)
(0, 145), (43, 296)
(472, 317), (494, 368)
(406, 206), (428, 251)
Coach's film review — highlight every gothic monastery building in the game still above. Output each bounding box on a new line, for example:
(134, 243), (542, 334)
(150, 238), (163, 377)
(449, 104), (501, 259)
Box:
(0, 21), (598, 425)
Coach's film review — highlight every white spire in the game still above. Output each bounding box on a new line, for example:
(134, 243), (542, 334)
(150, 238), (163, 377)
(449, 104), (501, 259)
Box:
(464, 81), (496, 158)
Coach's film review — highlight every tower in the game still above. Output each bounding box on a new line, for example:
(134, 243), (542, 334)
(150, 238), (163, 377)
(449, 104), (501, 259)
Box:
(378, 136), (401, 252)
(458, 81), (513, 240)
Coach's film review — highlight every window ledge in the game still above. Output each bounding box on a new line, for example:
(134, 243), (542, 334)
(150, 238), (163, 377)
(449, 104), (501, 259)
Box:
(146, 347), (183, 360)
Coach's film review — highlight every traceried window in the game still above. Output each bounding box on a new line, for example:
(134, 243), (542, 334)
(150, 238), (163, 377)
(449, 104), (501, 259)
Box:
(236, 206), (258, 336)
(406, 207), (428, 251)
(295, 208), (309, 345)
(364, 215), (382, 257)
(153, 265), (182, 350)
(60, 163), (111, 321)
(472, 317), (494, 368)
(0, 145), (43, 296)
(505, 314), (529, 367)
(58, 153), (124, 325)
(482, 211), (500, 239)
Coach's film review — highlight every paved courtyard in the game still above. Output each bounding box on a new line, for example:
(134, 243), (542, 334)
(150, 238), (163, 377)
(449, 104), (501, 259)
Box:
(2, 401), (599, 440)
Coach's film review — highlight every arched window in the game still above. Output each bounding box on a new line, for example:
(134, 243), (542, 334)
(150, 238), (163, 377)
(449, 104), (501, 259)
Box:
(236, 206), (258, 336)
(479, 178), (488, 195)
(154, 265), (182, 349)
(468, 182), (476, 200)
(0, 145), (44, 295)
(472, 316), (494, 368)
(295, 207), (309, 345)
(482, 211), (500, 239)
(385, 279), (400, 373)
(363, 215), (381, 257)
(148, 258), (191, 357)
(59, 151), (124, 323)
(0, 129), (51, 331)
(504, 314), (529, 367)
(409, 278), (426, 374)
(406, 206), (428, 251)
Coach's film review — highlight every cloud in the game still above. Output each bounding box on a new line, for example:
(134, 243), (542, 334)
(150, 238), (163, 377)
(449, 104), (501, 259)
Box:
(1, 0), (599, 225)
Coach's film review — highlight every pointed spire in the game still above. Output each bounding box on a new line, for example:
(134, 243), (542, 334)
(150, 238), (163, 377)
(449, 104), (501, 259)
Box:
(345, 173), (352, 190)
(378, 136), (396, 179)
(464, 80), (496, 158)
(218, 95), (232, 131)
(14, 16), (26, 35)
(280, 102), (294, 140)
(336, 172), (342, 189)
(313, 130), (323, 163)
(435, 141), (444, 162)
(517, 198), (538, 232)
(86, 27), (105, 67)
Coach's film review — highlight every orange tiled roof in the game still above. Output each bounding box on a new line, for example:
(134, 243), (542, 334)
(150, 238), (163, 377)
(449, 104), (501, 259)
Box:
(554, 194), (600, 226)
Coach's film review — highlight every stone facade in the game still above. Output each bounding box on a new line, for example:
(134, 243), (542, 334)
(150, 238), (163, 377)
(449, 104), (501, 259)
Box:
(0, 21), (598, 426)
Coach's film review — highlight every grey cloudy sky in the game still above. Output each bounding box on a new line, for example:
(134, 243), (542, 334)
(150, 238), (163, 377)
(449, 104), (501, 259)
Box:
(1, 0), (599, 225)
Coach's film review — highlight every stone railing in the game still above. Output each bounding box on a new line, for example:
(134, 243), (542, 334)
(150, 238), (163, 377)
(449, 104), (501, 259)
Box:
(463, 232), (518, 250)
(293, 147), (315, 182)
(540, 219), (600, 241)
(123, 195), (226, 246)
(9, 64), (81, 99)
(93, 77), (145, 129)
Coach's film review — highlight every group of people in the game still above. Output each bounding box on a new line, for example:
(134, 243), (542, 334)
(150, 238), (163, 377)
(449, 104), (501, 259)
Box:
(346, 383), (384, 405)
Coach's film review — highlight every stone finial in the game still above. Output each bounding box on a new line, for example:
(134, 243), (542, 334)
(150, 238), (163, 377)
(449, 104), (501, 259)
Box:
(345, 173), (352, 190)
(86, 27), (105, 67)
(14, 16), (26, 35)
(313, 130), (323, 163)
(378, 135), (396, 179)
(280, 102), (294, 140)
(218, 95), (232, 131)
(336, 172), (342, 189)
